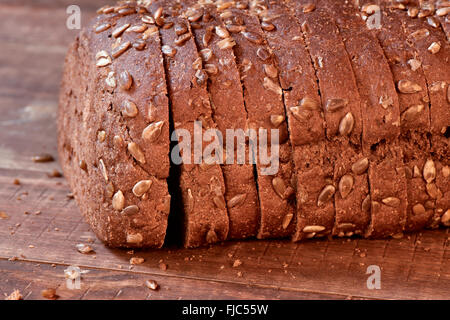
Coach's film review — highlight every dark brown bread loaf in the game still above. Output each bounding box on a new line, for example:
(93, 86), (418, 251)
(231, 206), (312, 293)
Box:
(58, 0), (449, 248)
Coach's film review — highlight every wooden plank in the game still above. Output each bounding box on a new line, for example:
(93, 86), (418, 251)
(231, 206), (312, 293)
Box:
(0, 0), (449, 300)
(0, 260), (349, 300)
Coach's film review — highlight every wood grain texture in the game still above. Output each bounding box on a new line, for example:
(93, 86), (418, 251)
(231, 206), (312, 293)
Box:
(0, 0), (449, 300)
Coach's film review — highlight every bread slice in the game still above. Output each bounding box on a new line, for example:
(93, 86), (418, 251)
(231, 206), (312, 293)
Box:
(58, 7), (171, 248)
(315, 0), (408, 237)
(216, 7), (296, 239)
(288, 2), (372, 238)
(388, 0), (450, 227)
(253, 1), (336, 241)
(357, 1), (433, 232)
(148, 3), (229, 247)
(172, 1), (260, 240)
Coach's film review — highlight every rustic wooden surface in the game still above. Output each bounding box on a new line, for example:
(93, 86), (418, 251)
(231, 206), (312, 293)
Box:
(0, 0), (449, 300)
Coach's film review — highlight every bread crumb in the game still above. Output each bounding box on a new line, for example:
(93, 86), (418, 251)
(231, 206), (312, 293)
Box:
(5, 290), (22, 300)
(159, 262), (167, 271)
(232, 259), (242, 268)
(41, 288), (58, 300)
(130, 257), (145, 265)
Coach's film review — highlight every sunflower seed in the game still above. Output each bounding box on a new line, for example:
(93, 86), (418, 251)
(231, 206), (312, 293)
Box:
(408, 6), (419, 17)
(217, 2), (234, 11)
(436, 7), (450, 16)
(339, 112), (354, 136)
(282, 213), (294, 229)
(317, 185), (335, 207)
(118, 70), (133, 90)
(299, 97), (320, 110)
(256, 48), (270, 61)
(128, 24), (148, 33)
(105, 71), (116, 88)
(205, 64), (218, 75)
(195, 69), (208, 85)
(226, 24), (246, 33)
(112, 190), (125, 211)
(187, 9), (203, 22)
(132, 180), (152, 197)
(76, 244), (94, 254)
(128, 142), (146, 164)
(423, 159), (436, 183)
(261, 21), (275, 31)
(206, 229), (219, 243)
(418, 3), (435, 18)
(337, 223), (356, 230)
(217, 37), (236, 49)
(397, 80), (422, 93)
(410, 28), (430, 40)
(174, 23), (187, 36)
(142, 15), (155, 24)
(105, 182), (114, 199)
(442, 166), (450, 178)
(412, 203), (425, 215)
(174, 33), (191, 46)
(428, 41), (441, 54)
(122, 205), (139, 215)
(122, 100), (138, 118)
(213, 195), (226, 209)
(216, 26), (230, 38)
(154, 6), (163, 20)
(407, 58), (421, 71)
(200, 48), (213, 62)
(338, 175), (354, 199)
(303, 3), (316, 13)
(290, 106), (311, 121)
(98, 159), (108, 182)
(126, 233), (143, 244)
(413, 165), (421, 178)
(32, 153), (54, 163)
(112, 24), (130, 38)
(401, 104), (424, 122)
(142, 26), (158, 40)
(186, 189), (194, 213)
(325, 98), (348, 112)
(96, 51), (112, 67)
(242, 31), (263, 44)
(351, 157), (369, 175)
(202, 26), (214, 46)
(95, 23), (111, 33)
(272, 177), (287, 199)
(362, 195), (371, 213)
(270, 114), (284, 127)
(97, 130), (106, 143)
(112, 41), (131, 58)
(142, 121), (164, 142)
(426, 183), (441, 199)
(441, 210), (450, 226)
(382, 197), (401, 207)
(263, 77), (282, 95)
(162, 45), (177, 57)
(303, 225), (325, 233)
(118, 7), (135, 16)
(427, 16), (440, 28)
(227, 194), (247, 208)
(264, 64), (278, 78)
